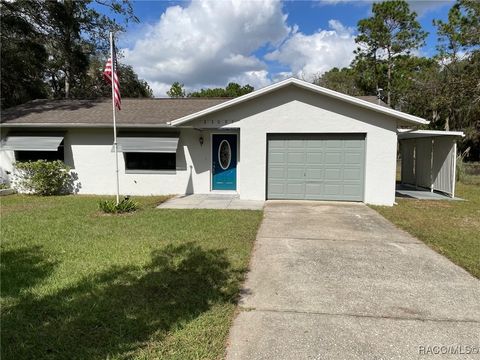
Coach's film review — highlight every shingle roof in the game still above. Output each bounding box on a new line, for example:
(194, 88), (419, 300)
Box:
(1, 98), (230, 127)
(1, 87), (399, 128)
(170, 79), (427, 126)
(355, 96), (390, 108)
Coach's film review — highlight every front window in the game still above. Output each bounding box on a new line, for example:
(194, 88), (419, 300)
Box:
(124, 152), (176, 171)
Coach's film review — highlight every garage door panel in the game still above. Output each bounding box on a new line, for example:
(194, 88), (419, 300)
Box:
(286, 182), (305, 195)
(324, 168), (342, 181)
(287, 140), (304, 148)
(305, 183), (323, 196)
(344, 184), (362, 196)
(324, 183), (342, 195)
(306, 140), (323, 148)
(345, 141), (363, 149)
(325, 140), (343, 148)
(287, 167), (304, 180)
(287, 152), (304, 163)
(344, 152), (362, 164)
(267, 134), (365, 201)
(269, 139), (286, 149)
(268, 182), (286, 196)
(269, 152), (285, 163)
(325, 152), (342, 164)
(343, 168), (362, 180)
(268, 167), (286, 179)
(305, 168), (323, 180)
(306, 152), (323, 164)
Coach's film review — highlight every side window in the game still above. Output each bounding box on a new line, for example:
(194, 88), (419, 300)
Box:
(15, 141), (65, 162)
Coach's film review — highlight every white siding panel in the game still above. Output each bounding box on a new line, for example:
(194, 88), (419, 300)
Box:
(68, 128), (219, 196)
(432, 137), (456, 195)
(415, 138), (433, 189)
(1, 128), (220, 196)
(190, 86), (398, 205)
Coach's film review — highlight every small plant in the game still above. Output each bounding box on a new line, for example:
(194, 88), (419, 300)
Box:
(98, 198), (138, 214)
(13, 160), (73, 195)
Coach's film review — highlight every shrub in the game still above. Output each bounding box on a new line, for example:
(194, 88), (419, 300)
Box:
(13, 160), (73, 195)
(98, 198), (138, 214)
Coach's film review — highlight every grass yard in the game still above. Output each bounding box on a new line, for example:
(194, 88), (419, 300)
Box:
(0, 195), (263, 360)
(372, 176), (480, 278)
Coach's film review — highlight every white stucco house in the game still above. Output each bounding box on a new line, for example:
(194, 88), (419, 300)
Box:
(0, 78), (462, 206)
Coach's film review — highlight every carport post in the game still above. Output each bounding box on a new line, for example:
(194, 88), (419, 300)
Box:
(451, 142), (457, 198)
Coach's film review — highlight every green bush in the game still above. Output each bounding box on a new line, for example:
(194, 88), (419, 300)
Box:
(13, 160), (73, 195)
(98, 198), (138, 214)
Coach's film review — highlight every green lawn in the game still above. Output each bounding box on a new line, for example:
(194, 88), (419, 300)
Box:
(0, 195), (263, 360)
(371, 176), (480, 278)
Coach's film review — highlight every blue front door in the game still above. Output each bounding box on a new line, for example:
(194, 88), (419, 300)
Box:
(212, 134), (237, 190)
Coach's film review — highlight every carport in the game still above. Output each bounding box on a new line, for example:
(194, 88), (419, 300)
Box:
(398, 130), (464, 198)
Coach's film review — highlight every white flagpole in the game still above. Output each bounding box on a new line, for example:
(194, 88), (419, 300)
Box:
(110, 31), (120, 205)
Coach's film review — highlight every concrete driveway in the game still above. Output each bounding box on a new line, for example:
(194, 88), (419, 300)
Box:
(226, 201), (480, 360)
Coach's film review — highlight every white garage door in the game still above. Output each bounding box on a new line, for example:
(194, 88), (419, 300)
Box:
(267, 134), (365, 201)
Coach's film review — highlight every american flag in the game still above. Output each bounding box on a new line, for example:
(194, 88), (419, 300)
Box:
(103, 55), (121, 110)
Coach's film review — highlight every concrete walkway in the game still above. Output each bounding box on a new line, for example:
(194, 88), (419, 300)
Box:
(396, 184), (463, 201)
(226, 201), (480, 360)
(157, 194), (264, 210)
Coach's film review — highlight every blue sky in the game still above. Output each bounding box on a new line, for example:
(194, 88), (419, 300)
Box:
(98, 0), (453, 96)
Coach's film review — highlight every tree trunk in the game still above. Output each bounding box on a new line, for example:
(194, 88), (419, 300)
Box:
(374, 50), (379, 98)
(432, 109), (439, 126)
(51, 73), (58, 97)
(64, 0), (73, 99)
(65, 68), (70, 98)
(387, 49), (392, 107)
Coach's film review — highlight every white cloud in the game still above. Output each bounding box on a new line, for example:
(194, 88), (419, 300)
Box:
(122, 1), (387, 96)
(123, 0), (290, 96)
(265, 19), (356, 81)
(228, 70), (272, 89)
(271, 71), (293, 82)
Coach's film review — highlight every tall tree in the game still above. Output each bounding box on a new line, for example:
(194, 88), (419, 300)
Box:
(76, 57), (153, 98)
(188, 83), (254, 97)
(42, 0), (137, 99)
(355, 0), (427, 106)
(0, 0), (139, 107)
(0, 1), (48, 108)
(311, 0), (479, 160)
(433, 0), (480, 158)
(391, 57), (442, 118)
(313, 67), (364, 96)
(167, 82), (186, 98)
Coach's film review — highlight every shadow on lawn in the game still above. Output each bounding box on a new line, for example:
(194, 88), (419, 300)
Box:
(2, 243), (241, 360)
(1, 246), (58, 297)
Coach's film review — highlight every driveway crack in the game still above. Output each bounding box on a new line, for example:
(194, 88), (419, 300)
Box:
(258, 236), (422, 244)
(242, 307), (480, 324)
